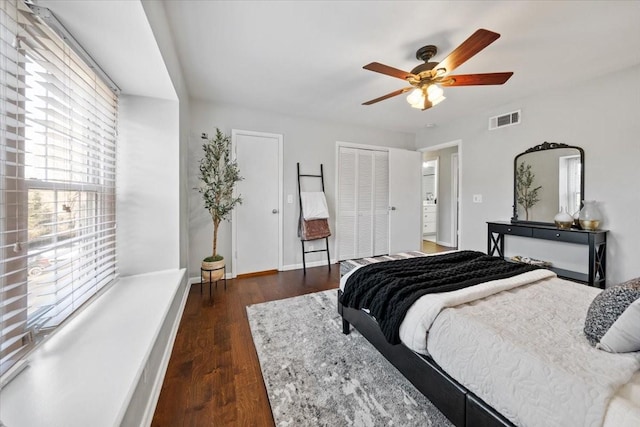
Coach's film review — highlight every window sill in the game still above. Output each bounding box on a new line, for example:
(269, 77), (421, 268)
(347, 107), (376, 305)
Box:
(0, 268), (188, 427)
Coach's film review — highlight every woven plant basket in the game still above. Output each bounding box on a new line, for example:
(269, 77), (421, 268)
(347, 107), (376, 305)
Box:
(201, 258), (225, 282)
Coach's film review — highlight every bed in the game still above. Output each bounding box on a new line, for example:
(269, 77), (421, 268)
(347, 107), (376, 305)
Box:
(337, 250), (640, 427)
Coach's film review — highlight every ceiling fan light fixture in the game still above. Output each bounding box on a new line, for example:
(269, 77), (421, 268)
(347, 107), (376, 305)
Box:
(431, 95), (446, 106)
(434, 67), (447, 78)
(427, 84), (444, 102)
(407, 88), (425, 108)
(361, 29), (513, 111)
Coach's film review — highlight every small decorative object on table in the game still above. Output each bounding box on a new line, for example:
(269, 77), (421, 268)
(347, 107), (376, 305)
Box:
(554, 207), (573, 229)
(579, 200), (602, 231)
(572, 210), (581, 228)
(510, 255), (552, 267)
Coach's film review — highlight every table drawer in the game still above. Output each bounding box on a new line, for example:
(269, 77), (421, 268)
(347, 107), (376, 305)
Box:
(532, 228), (589, 244)
(489, 224), (533, 237)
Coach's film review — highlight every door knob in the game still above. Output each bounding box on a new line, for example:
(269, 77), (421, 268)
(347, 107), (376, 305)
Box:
(389, 206), (397, 211)
(272, 209), (278, 214)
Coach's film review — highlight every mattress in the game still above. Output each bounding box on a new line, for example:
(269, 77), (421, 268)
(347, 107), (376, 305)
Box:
(339, 251), (430, 276)
(426, 276), (640, 427)
(340, 253), (640, 426)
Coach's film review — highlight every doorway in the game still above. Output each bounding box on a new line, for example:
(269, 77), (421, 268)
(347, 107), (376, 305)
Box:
(421, 159), (438, 243)
(419, 141), (460, 252)
(231, 130), (283, 276)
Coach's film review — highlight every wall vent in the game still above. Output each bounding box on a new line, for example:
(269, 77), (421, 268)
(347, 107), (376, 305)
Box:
(489, 110), (521, 130)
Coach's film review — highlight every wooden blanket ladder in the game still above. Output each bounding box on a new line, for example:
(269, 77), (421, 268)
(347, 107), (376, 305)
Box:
(297, 162), (331, 274)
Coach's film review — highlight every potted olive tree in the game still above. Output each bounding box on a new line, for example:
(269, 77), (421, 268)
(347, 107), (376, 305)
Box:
(196, 128), (242, 280)
(516, 161), (542, 221)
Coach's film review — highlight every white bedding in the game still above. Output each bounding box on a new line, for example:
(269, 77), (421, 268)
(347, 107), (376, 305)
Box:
(426, 276), (640, 427)
(340, 257), (640, 427)
(399, 268), (556, 354)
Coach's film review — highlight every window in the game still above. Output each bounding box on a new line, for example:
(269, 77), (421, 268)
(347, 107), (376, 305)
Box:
(558, 155), (581, 216)
(1, 0), (118, 376)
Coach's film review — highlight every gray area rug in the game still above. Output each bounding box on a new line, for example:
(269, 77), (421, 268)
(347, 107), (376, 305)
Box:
(247, 290), (453, 426)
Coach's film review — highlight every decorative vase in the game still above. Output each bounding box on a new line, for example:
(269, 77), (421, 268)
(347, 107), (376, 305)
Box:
(572, 210), (581, 228)
(553, 208), (573, 229)
(201, 258), (225, 282)
(578, 200), (602, 231)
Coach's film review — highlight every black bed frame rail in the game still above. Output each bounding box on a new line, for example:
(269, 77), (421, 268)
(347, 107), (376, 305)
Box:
(338, 289), (514, 427)
(297, 162), (331, 274)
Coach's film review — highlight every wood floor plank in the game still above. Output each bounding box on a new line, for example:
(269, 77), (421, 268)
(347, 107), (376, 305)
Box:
(152, 247), (451, 426)
(152, 265), (339, 426)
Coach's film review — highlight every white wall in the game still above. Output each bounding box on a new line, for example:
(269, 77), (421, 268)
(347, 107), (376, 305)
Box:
(415, 64), (640, 285)
(117, 95), (181, 275)
(142, 0), (192, 270)
(188, 101), (415, 279)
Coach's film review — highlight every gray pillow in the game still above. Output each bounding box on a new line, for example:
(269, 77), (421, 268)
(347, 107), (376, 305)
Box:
(584, 278), (640, 353)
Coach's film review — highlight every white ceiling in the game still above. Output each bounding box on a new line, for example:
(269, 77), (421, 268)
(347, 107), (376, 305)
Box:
(35, 0), (177, 101)
(35, 1), (640, 134)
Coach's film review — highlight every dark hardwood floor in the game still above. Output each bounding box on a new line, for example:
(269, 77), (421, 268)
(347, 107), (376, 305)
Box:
(152, 243), (455, 426)
(151, 265), (340, 427)
(422, 240), (455, 253)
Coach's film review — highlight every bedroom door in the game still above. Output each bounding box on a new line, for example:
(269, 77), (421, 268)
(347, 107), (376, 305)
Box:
(388, 148), (422, 253)
(231, 130), (283, 276)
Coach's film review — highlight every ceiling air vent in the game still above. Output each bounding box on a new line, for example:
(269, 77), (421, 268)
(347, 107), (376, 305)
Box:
(489, 110), (521, 130)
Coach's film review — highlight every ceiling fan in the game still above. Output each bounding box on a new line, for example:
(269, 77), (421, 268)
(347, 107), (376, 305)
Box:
(362, 29), (513, 110)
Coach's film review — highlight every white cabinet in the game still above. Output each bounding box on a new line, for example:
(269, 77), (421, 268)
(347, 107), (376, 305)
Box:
(423, 204), (437, 235)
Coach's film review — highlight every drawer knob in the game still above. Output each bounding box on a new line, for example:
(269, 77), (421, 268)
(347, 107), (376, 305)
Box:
(507, 228), (512, 232)
(556, 233), (560, 237)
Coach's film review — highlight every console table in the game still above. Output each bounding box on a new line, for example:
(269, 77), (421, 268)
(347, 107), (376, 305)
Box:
(487, 221), (607, 288)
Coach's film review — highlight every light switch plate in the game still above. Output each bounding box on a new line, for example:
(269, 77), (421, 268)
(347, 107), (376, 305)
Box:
(287, 194), (293, 204)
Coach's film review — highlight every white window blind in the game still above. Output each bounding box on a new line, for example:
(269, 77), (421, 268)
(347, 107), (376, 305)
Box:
(1, 0), (118, 376)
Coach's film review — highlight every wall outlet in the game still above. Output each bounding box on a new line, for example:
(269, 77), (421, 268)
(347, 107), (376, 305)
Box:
(308, 244), (314, 251)
(473, 194), (483, 203)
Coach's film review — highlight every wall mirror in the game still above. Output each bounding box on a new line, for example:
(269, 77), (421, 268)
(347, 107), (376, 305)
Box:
(511, 142), (584, 225)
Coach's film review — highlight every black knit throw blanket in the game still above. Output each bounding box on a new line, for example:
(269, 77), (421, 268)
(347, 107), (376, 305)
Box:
(340, 250), (541, 344)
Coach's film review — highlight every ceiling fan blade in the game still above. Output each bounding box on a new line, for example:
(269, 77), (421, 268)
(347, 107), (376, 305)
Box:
(440, 72), (514, 86)
(363, 62), (413, 80)
(435, 29), (501, 75)
(362, 87), (413, 105)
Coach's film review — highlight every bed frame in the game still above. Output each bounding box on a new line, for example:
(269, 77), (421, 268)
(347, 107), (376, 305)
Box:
(337, 289), (515, 427)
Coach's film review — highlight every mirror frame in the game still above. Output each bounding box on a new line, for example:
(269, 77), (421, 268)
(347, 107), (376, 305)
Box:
(511, 141), (585, 225)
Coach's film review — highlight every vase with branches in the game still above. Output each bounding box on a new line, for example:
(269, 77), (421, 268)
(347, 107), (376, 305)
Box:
(196, 128), (243, 273)
(516, 161), (542, 221)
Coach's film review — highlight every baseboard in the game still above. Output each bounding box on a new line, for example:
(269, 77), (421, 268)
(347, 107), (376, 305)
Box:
(281, 259), (337, 271)
(436, 240), (454, 248)
(189, 260), (337, 281)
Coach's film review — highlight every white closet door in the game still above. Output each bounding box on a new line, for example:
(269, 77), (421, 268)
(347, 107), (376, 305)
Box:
(373, 151), (389, 255)
(337, 146), (390, 260)
(356, 150), (374, 258)
(337, 148), (357, 260)
(389, 148), (422, 253)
